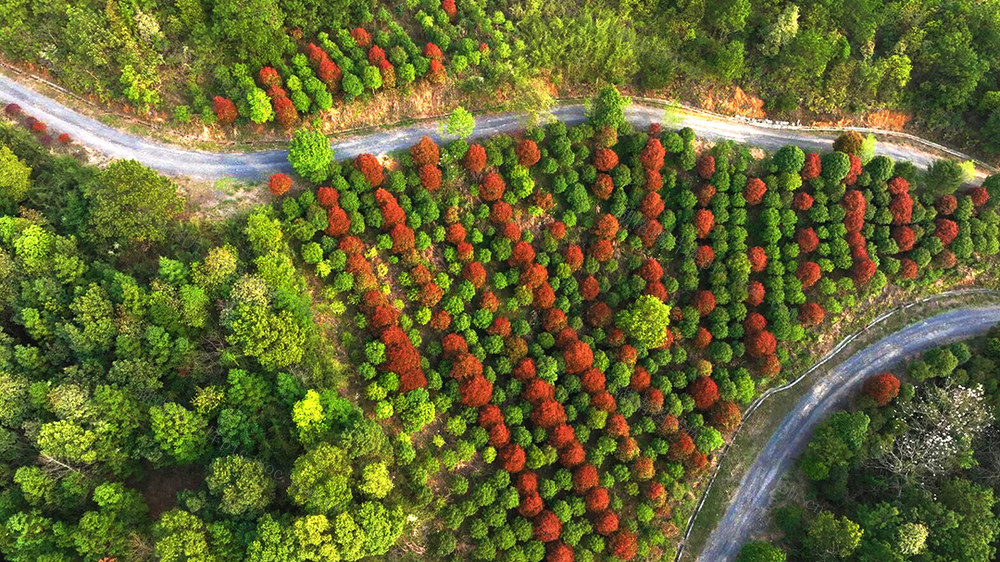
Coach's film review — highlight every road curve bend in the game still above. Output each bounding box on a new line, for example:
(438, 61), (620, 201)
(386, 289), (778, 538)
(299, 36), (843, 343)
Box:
(698, 305), (1000, 561)
(0, 73), (989, 180)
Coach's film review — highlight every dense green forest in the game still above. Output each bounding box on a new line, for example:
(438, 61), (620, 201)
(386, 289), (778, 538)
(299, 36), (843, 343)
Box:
(3, 88), (1000, 560)
(741, 331), (1000, 561)
(5, 0), (1000, 152)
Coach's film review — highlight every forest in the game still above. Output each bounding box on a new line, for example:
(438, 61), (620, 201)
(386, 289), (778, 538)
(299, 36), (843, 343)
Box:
(3, 86), (1000, 560)
(740, 330), (1000, 562)
(5, 0), (1000, 154)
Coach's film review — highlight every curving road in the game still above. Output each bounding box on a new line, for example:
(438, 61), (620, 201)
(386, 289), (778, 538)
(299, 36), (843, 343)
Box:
(698, 304), (1000, 561)
(0, 74), (990, 180)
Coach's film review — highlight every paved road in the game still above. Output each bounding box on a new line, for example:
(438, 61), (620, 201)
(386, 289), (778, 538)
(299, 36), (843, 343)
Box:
(0, 74), (987, 180)
(699, 305), (1000, 561)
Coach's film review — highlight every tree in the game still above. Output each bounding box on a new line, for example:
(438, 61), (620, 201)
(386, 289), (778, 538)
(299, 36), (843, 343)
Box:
(760, 5), (799, 56)
(617, 295), (672, 348)
(359, 462), (393, 498)
(149, 403), (208, 463)
(588, 85), (630, 131)
(88, 160), (183, 247)
(212, 0), (289, 66)
(862, 373), (900, 406)
(737, 541), (786, 562)
(0, 145), (30, 205)
(206, 455), (275, 515)
(154, 509), (212, 562)
(805, 511), (862, 559)
(247, 88), (274, 124)
(213, 96), (238, 124)
(289, 443), (353, 514)
(444, 106), (475, 139)
(268, 173), (292, 196)
(924, 159), (965, 195)
(689, 377), (720, 410)
(288, 128), (333, 183)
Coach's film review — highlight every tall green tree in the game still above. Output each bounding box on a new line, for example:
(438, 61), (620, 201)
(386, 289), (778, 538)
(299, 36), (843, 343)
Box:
(87, 160), (183, 247)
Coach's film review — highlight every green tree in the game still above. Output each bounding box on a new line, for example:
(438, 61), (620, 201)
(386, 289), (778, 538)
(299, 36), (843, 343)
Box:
(287, 128), (333, 183)
(88, 160), (183, 247)
(248, 88), (274, 124)
(924, 159), (966, 195)
(206, 455), (276, 516)
(444, 106), (475, 140)
(149, 402), (208, 463)
(737, 541), (786, 562)
(0, 145), (30, 205)
(806, 511), (863, 559)
(212, 0), (289, 66)
(587, 85), (630, 131)
(616, 294), (671, 349)
(761, 5), (799, 56)
(153, 509), (213, 562)
(288, 442), (353, 514)
(359, 462), (393, 498)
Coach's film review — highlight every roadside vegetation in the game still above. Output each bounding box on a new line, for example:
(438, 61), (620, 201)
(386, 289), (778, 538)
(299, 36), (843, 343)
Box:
(740, 329), (1000, 562)
(3, 86), (1000, 560)
(6, 1), (1000, 155)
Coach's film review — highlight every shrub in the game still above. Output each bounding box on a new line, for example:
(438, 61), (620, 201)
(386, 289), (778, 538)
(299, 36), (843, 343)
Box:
(213, 96), (238, 124)
(268, 173), (292, 196)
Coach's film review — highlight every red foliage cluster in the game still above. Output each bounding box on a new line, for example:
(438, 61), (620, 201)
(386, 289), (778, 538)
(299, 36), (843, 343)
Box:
(594, 148), (619, 172)
(846, 154), (863, 185)
(268, 173), (292, 196)
(57, 133), (71, 145)
(325, 207), (350, 236)
(935, 218), (958, 246)
(564, 245), (584, 271)
(696, 154), (715, 180)
(390, 224), (415, 253)
(519, 492), (544, 517)
(594, 510), (619, 535)
(745, 178), (767, 205)
(423, 42), (443, 60)
(572, 464), (599, 493)
(746, 329), (777, 358)
(316, 186), (339, 208)
(441, 0), (457, 17)
(747, 281), (765, 306)
(511, 241), (536, 269)
(693, 290), (716, 316)
(593, 214), (619, 239)
(796, 260), (821, 288)
(517, 139), (541, 167)
(418, 164), (442, 191)
(498, 443), (525, 473)
(586, 487), (610, 513)
(713, 401), (742, 432)
(490, 201), (513, 224)
(796, 227), (819, 253)
(580, 276), (600, 300)
(272, 95), (298, 128)
(462, 262), (487, 288)
(695, 245), (715, 268)
(793, 191), (814, 211)
(460, 375), (494, 407)
(669, 432), (695, 460)
(410, 135), (440, 167)
(351, 27), (371, 48)
(589, 239), (614, 262)
(638, 219), (663, 248)
(641, 192), (665, 219)
(697, 185), (717, 207)
(638, 258), (663, 283)
(428, 59), (447, 83)
(640, 138), (665, 171)
(798, 302), (826, 326)
(900, 258), (918, 280)
(842, 190), (866, 233)
(893, 226), (915, 252)
(465, 144), (487, 173)
(801, 152), (821, 180)
(213, 97), (237, 124)
(3, 103), (21, 116)
(890, 192), (913, 225)
(748, 246), (768, 273)
(645, 169), (662, 191)
(936, 194), (957, 216)
(693, 209), (715, 239)
(744, 312), (767, 334)
(564, 341), (594, 374)
(592, 173), (614, 200)
(688, 376), (720, 410)
(534, 511), (562, 542)
(548, 543), (574, 562)
(864, 373), (901, 406)
(936, 248), (957, 268)
(258, 66), (281, 88)
(853, 258), (877, 285)
(355, 154), (384, 187)
(970, 186), (990, 207)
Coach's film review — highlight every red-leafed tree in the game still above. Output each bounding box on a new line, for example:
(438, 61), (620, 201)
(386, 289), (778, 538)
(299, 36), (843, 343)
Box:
(696, 154), (715, 180)
(745, 178), (767, 205)
(268, 173), (292, 196)
(548, 542), (574, 562)
(213, 97), (237, 124)
(744, 312), (767, 334)
(798, 302), (826, 325)
(697, 184), (717, 207)
(390, 224), (415, 253)
(630, 367), (650, 391)
(802, 152), (821, 180)
(273, 95), (298, 128)
(639, 220), (663, 248)
(559, 441), (586, 467)
(593, 214), (619, 239)
(592, 173), (614, 200)
(793, 191), (814, 211)
(863, 373), (901, 406)
(580, 276), (600, 301)
(638, 258), (663, 282)
(713, 401), (742, 432)
(688, 376), (720, 410)
(590, 239), (614, 262)
(585, 487), (610, 513)
(572, 464), (599, 493)
(57, 133), (71, 144)
(351, 27), (371, 47)
(356, 154), (385, 187)
(462, 262), (487, 288)
(517, 472), (539, 495)
(258, 66), (281, 87)
(517, 139), (541, 167)
(797, 228), (819, 253)
(318, 59), (341, 90)
(316, 186), (339, 208)
(640, 138), (665, 171)
(641, 191), (665, 219)
(519, 492), (544, 517)
(428, 59), (447, 83)
(935, 218), (958, 245)
(410, 135), (440, 166)
(970, 186), (990, 207)
(325, 207), (351, 236)
(900, 258), (918, 279)
(460, 376), (493, 407)
(532, 399), (567, 428)
(853, 257), (877, 284)
(797, 261), (821, 288)
(594, 148), (619, 172)
(936, 194), (958, 216)
(465, 144), (487, 173)
(580, 368), (606, 394)
(418, 164), (442, 191)
(534, 511), (562, 542)
(479, 403), (503, 427)
(594, 511), (620, 536)
(693, 290), (717, 316)
(423, 42), (443, 60)
(669, 432), (695, 460)
(747, 330), (777, 358)
(890, 193), (913, 225)
(549, 424), (575, 449)
(510, 241), (536, 269)
(695, 245), (715, 268)
(749, 246), (768, 272)
(491, 201), (513, 224)
(692, 327), (712, 348)
(693, 209), (715, 238)
(524, 378), (555, 404)
(500, 443), (526, 473)
(564, 245), (584, 271)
